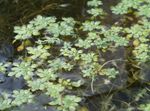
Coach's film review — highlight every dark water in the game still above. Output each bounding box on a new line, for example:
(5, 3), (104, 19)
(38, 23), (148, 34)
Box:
(0, 0), (150, 111)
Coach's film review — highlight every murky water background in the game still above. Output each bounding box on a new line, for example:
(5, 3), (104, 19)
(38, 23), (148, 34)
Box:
(0, 0), (150, 111)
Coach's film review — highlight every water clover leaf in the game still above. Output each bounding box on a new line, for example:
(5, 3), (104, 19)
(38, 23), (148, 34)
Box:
(14, 25), (33, 40)
(75, 32), (109, 49)
(57, 95), (81, 111)
(58, 79), (82, 88)
(87, 32), (100, 39)
(45, 17), (76, 38)
(0, 62), (10, 73)
(93, 37), (108, 49)
(111, 0), (143, 14)
(81, 53), (98, 64)
(29, 15), (56, 30)
(14, 15), (57, 41)
(0, 63), (6, 73)
(75, 32), (99, 49)
(114, 37), (128, 46)
(44, 36), (62, 44)
(75, 38), (93, 49)
(0, 99), (12, 110)
(46, 23), (60, 37)
(134, 44), (150, 62)
(58, 79), (73, 89)
(11, 90), (34, 106)
(0, 93), (12, 110)
(1, 90), (34, 109)
(101, 68), (119, 79)
(137, 4), (150, 18)
(59, 17), (76, 36)
(27, 79), (47, 91)
(62, 42), (72, 49)
(37, 68), (57, 81)
(81, 66), (96, 77)
(125, 24), (149, 39)
(87, 0), (102, 7)
(61, 17), (76, 26)
(27, 45), (50, 59)
(112, 0), (150, 18)
(139, 103), (150, 111)
(87, 8), (104, 17)
(140, 18), (150, 29)
(60, 44), (83, 60)
(48, 58), (73, 71)
(82, 21), (101, 31)
(103, 26), (128, 46)
(8, 61), (37, 80)
(46, 83), (64, 98)
(81, 63), (100, 77)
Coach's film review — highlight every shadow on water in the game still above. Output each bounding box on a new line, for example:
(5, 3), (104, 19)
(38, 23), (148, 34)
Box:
(0, 0), (150, 111)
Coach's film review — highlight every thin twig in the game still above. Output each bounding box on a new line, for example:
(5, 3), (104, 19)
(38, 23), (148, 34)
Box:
(91, 58), (127, 94)
(91, 76), (95, 94)
(99, 58), (127, 71)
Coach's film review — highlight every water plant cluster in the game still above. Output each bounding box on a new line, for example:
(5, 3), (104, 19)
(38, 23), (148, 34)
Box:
(0, 0), (150, 110)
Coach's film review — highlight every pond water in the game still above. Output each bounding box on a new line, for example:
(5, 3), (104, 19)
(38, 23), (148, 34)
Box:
(0, 0), (150, 111)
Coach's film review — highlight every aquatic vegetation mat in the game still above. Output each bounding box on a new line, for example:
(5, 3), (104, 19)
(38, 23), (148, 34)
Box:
(0, 0), (150, 111)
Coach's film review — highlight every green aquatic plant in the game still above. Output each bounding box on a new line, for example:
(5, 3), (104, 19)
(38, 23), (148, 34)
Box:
(27, 45), (50, 59)
(8, 61), (37, 80)
(136, 89), (150, 111)
(112, 0), (150, 62)
(111, 0), (143, 14)
(0, 0), (150, 111)
(0, 62), (10, 73)
(50, 95), (81, 111)
(0, 90), (34, 110)
(139, 103), (150, 111)
(0, 93), (12, 110)
(11, 90), (34, 106)
(111, 0), (150, 18)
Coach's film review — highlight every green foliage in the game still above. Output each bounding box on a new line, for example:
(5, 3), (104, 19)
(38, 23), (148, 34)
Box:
(111, 0), (150, 19)
(139, 103), (150, 111)
(46, 83), (64, 98)
(82, 21), (101, 31)
(27, 45), (50, 59)
(58, 79), (82, 88)
(87, 0), (104, 17)
(124, 19), (150, 62)
(134, 44), (150, 62)
(138, 4), (150, 18)
(112, 0), (150, 62)
(48, 58), (73, 71)
(136, 89), (150, 111)
(50, 95), (81, 111)
(60, 44), (83, 60)
(27, 79), (47, 91)
(36, 68), (57, 81)
(11, 90), (34, 106)
(111, 0), (143, 15)
(0, 62), (10, 73)
(1, 0), (150, 111)
(8, 61), (37, 80)
(87, 0), (102, 7)
(87, 8), (104, 17)
(0, 93), (12, 110)
(0, 90), (34, 110)
(103, 26), (128, 47)
(101, 68), (119, 79)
